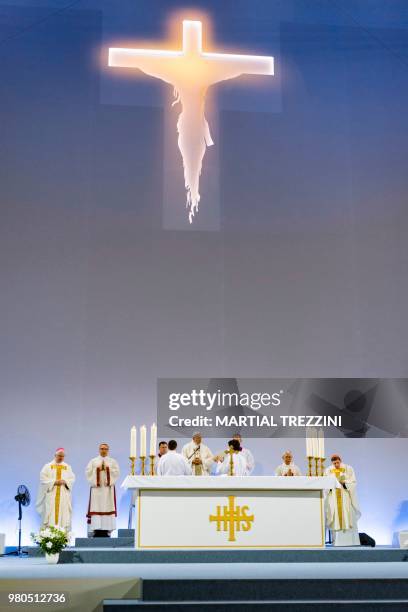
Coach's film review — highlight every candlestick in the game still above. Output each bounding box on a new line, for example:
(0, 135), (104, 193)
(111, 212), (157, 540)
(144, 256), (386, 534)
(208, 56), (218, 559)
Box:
(129, 456), (136, 476)
(140, 456), (146, 476)
(149, 455), (155, 476)
(149, 423), (157, 457)
(314, 456), (319, 476)
(140, 425), (147, 458)
(319, 457), (325, 477)
(225, 448), (236, 476)
(130, 425), (137, 458)
(307, 456), (313, 477)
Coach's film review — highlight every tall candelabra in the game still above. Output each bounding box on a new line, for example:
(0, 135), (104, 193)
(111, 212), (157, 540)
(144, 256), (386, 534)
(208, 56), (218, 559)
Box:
(129, 423), (157, 475)
(307, 455), (325, 476)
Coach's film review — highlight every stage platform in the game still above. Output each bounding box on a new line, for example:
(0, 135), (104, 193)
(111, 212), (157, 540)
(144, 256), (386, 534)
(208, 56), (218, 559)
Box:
(3, 551), (408, 578)
(3, 533), (408, 610)
(24, 529), (408, 564)
(23, 528), (408, 565)
(2, 547), (408, 611)
(26, 544), (408, 564)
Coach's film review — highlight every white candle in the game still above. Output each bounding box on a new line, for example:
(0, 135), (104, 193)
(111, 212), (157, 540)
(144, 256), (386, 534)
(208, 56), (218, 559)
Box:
(140, 425), (147, 457)
(130, 426), (137, 458)
(306, 429), (312, 456)
(311, 428), (319, 458)
(149, 423), (157, 456)
(318, 428), (325, 459)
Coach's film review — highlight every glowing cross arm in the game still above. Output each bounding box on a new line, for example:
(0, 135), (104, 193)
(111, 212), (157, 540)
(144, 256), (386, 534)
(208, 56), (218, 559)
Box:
(108, 48), (183, 84)
(201, 51), (273, 85)
(109, 48), (180, 65)
(108, 48), (273, 85)
(204, 52), (274, 77)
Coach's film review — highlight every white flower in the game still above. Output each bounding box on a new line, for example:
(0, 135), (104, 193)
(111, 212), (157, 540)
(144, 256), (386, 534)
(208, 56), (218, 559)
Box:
(46, 541), (53, 549)
(41, 528), (52, 538)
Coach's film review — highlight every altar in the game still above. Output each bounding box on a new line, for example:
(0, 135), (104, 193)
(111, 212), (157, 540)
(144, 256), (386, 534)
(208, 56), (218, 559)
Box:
(122, 475), (338, 549)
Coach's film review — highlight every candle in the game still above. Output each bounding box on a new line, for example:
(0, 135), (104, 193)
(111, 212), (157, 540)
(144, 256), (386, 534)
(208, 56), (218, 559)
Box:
(130, 426), (137, 458)
(311, 428), (319, 458)
(140, 425), (147, 457)
(318, 428), (325, 459)
(306, 429), (312, 456)
(150, 423), (157, 456)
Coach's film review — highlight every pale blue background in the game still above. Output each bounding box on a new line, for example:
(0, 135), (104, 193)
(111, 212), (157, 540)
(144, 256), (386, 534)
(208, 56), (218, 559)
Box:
(0, 0), (408, 544)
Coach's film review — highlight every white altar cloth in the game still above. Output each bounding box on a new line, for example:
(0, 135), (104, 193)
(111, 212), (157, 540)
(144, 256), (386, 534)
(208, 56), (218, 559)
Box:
(121, 476), (338, 549)
(122, 475), (337, 490)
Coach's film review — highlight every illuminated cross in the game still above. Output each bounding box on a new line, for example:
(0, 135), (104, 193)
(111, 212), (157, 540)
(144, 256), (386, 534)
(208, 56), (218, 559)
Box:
(109, 20), (274, 223)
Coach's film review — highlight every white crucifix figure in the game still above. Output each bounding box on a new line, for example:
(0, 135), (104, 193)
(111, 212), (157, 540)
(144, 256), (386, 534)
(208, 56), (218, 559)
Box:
(109, 20), (274, 223)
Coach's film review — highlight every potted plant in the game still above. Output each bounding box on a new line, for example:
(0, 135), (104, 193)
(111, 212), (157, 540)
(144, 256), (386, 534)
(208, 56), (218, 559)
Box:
(31, 526), (69, 563)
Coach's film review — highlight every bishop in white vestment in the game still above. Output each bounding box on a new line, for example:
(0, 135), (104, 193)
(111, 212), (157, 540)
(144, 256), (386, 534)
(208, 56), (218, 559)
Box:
(157, 440), (192, 475)
(182, 432), (214, 476)
(275, 451), (302, 476)
(324, 454), (361, 546)
(36, 448), (75, 531)
(86, 443), (120, 536)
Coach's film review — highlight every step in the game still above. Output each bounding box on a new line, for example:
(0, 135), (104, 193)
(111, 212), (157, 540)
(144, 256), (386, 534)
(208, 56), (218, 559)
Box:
(26, 546), (44, 558)
(75, 537), (133, 548)
(55, 547), (408, 564)
(141, 578), (408, 602)
(103, 599), (408, 611)
(118, 529), (135, 538)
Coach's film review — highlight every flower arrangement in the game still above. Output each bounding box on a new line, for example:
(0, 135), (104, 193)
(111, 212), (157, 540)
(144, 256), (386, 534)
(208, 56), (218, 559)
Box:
(31, 526), (69, 555)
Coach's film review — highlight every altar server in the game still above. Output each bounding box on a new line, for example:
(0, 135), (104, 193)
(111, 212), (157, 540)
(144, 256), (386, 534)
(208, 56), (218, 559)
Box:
(275, 451), (302, 476)
(215, 439), (248, 476)
(36, 448), (75, 531)
(157, 440), (192, 475)
(182, 432), (214, 476)
(233, 433), (255, 474)
(325, 454), (361, 546)
(158, 441), (168, 458)
(86, 443), (120, 537)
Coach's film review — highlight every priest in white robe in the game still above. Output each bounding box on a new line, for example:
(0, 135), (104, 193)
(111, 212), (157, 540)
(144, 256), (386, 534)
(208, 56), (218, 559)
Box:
(214, 439), (248, 476)
(86, 443), (120, 537)
(182, 432), (214, 476)
(233, 433), (255, 474)
(36, 448), (75, 531)
(324, 454), (361, 546)
(275, 451), (302, 476)
(157, 440), (192, 475)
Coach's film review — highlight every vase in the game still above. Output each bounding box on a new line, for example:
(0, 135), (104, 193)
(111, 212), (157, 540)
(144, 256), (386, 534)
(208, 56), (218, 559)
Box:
(45, 552), (59, 564)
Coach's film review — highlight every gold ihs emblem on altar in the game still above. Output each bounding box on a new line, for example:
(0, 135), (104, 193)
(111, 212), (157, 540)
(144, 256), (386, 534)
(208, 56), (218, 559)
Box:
(209, 496), (254, 542)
